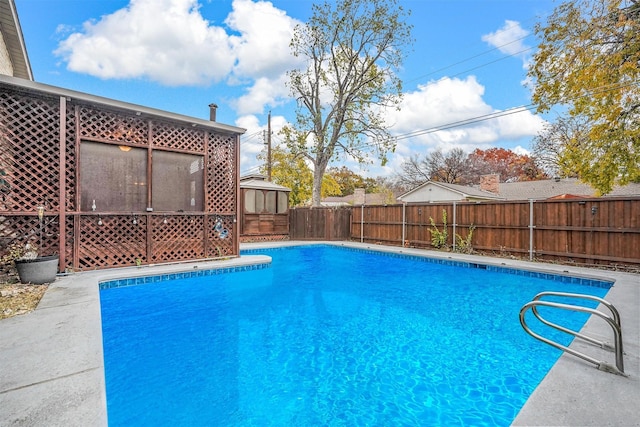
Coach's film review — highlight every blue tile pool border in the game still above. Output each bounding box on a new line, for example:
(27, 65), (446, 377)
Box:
(242, 244), (614, 290)
(99, 262), (271, 290)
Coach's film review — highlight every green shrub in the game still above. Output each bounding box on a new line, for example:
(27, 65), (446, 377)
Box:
(455, 225), (476, 254)
(429, 210), (448, 249)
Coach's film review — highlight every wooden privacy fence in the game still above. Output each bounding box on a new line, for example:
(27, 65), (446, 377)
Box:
(290, 207), (351, 240)
(291, 198), (640, 268)
(349, 198), (640, 268)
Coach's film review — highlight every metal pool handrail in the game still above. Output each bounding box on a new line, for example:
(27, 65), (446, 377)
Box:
(519, 291), (626, 376)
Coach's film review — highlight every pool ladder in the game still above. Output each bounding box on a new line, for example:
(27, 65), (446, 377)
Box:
(519, 292), (626, 376)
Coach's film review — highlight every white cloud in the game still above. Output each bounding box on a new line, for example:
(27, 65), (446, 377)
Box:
(493, 107), (546, 139)
(512, 145), (531, 156)
(54, 0), (300, 117)
(481, 20), (530, 56)
(389, 76), (491, 133)
(226, 0), (301, 80)
(55, 0), (235, 86)
(379, 77), (545, 175)
(233, 74), (291, 115)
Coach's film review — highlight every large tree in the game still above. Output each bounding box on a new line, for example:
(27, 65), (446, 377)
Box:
(532, 115), (590, 177)
(529, 0), (640, 194)
(282, 0), (413, 206)
(258, 146), (340, 207)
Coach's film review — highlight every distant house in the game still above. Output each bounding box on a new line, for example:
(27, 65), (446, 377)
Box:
(397, 180), (504, 203)
(0, 0), (32, 80)
(322, 188), (393, 206)
(485, 175), (640, 200)
(397, 174), (640, 203)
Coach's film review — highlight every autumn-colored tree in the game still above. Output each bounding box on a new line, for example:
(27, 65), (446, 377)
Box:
(395, 147), (548, 188)
(529, 0), (640, 194)
(258, 146), (341, 207)
(282, 0), (413, 206)
(326, 166), (378, 195)
(467, 148), (547, 182)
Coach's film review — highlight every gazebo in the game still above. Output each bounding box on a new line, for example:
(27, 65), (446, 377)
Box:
(0, 75), (245, 271)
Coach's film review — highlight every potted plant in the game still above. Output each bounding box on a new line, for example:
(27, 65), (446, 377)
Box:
(1, 206), (59, 285)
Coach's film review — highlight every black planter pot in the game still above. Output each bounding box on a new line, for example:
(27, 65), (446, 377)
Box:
(15, 255), (59, 285)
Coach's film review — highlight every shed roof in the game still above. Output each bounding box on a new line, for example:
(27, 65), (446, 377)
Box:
(0, 0), (32, 80)
(240, 175), (290, 192)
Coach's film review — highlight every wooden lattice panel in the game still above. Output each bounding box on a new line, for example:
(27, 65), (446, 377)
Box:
(151, 121), (204, 152)
(78, 214), (147, 269)
(78, 106), (147, 146)
(207, 214), (234, 257)
(207, 133), (236, 213)
(150, 215), (205, 262)
(64, 215), (75, 272)
(64, 106), (77, 211)
(0, 214), (59, 256)
(0, 91), (61, 211)
(1, 82), (241, 270)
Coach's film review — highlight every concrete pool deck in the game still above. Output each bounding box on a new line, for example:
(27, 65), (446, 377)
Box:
(0, 241), (637, 426)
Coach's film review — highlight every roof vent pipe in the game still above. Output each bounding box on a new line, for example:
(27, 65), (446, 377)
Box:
(208, 103), (218, 122)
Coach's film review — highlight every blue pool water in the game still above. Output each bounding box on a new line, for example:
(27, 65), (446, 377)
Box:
(100, 245), (611, 426)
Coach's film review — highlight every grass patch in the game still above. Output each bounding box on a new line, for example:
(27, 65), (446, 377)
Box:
(0, 282), (48, 319)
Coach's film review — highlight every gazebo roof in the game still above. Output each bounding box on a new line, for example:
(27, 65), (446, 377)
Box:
(0, 74), (245, 135)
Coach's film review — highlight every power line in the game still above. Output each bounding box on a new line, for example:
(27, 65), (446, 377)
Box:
(240, 130), (263, 146)
(391, 79), (640, 142)
(395, 105), (537, 141)
(240, 164), (262, 176)
(406, 37), (534, 86)
(403, 10), (547, 86)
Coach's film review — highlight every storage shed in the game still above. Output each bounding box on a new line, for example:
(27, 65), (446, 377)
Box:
(240, 174), (290, 242)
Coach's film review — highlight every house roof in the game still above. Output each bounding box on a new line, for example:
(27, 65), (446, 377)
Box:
(240, 175), (290, 192)
(321, 192), (390, 206)
(495, 178), (640, 200)
(398, 180), (504, 201)
(0, 0), (33, 80)
(398, 178), (640, 204)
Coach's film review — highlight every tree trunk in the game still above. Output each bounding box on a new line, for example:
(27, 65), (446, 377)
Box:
(311, 160), (329, 207)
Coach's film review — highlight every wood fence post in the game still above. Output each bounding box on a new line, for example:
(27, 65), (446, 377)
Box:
(402, 203), (406, 247)
(452, 201), (457, 252)
(360, 205), (364, 243)
(529, 199), (535, 261)
(58, 96), (66, 272)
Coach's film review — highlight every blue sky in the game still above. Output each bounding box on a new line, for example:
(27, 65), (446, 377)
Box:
(14, 0), (558, 178)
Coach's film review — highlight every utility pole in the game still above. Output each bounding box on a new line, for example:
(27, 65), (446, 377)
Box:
(267, 110), (272, 181)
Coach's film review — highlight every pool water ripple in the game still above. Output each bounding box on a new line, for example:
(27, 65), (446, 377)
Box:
(100, 245), (609, 426)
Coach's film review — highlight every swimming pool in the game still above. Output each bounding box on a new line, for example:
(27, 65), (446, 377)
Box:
(99, 244), (611, 426)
